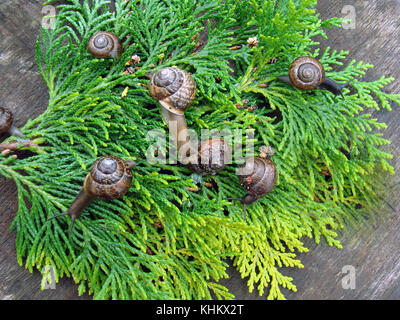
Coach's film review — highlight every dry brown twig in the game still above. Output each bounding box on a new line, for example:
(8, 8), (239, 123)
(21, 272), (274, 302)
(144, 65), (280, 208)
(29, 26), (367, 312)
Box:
(0, 139), (39, 156)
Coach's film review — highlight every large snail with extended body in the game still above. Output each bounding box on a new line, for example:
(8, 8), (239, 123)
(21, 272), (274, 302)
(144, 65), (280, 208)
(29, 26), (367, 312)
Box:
(277, 56), (345, 96)
(88, 31), (122, 59)
(47, 156), (135, 235)
(147, 67), (196, 116)
(0, 106), (24, 138)
(147, 67), (196, 163)
(228, 146), (277, 220)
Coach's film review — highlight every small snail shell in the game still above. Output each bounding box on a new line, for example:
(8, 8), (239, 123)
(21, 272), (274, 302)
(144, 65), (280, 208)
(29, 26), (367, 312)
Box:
(88, 32), (122, 59)
(288, 56), (325, 90)
(0, 106), (23, 137)
(147, 67), (196, 115)
(228, 146), (277, 220)
(277, 56), (345, 96)
(188, 138), (231, 176)
(84, 156), (134, 199)
(47, 156), (135, 235)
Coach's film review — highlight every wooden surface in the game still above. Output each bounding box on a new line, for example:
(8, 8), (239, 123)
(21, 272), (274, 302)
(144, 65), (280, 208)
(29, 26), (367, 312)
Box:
(1, 0), (399, 300)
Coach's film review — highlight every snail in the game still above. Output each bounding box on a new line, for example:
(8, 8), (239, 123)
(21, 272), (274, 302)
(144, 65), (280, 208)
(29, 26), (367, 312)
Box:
(0, 107), (24, 138)
(47, 156), (135, 235)
(88, 31), (122, 58)
(188, 138), (231, 176)
(147, 67), (196, 115)
(228, 146), (277, 220)
(277, 56), (345, 96)
(146, 67), (196, 162)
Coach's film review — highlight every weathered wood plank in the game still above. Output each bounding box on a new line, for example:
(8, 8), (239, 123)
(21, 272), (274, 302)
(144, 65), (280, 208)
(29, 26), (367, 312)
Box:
(1, 0), (399, 300)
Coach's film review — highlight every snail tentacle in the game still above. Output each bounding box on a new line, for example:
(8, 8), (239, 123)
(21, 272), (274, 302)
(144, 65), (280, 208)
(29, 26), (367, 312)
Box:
(227, 197), (248, 221)
(318, 78), (346, 97)
(8, 125), (24, 138)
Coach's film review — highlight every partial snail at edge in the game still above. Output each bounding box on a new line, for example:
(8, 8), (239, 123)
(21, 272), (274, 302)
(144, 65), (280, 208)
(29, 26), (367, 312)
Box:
(277, 56), (345, 97)
(88, 31), (122, 59)
(228, 146), (278, 220)
(47, 155), (135, 235)
(0, 106), (24, 138)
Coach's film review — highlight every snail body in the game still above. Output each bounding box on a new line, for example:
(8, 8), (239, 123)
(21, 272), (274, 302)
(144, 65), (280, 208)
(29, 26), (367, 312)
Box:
(228, 146), (277, 219)
(0, 107), (24, 137)
(277, 56), (344, 96)
(47, 156), (135, 235)
(188, 138), (231, 176)
(88, 31), (122, 59)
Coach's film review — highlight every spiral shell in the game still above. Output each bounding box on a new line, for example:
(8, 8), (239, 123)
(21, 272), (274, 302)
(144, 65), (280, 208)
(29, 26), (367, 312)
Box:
(148, 67), (196, 115)
(88, 32), (122, 59)
(84, 156), (133, 200)
(238, 155), (277, 202)
(288, 56), (325, 90)
(189, 138), (231, 175)
(0, 107), (13, 134)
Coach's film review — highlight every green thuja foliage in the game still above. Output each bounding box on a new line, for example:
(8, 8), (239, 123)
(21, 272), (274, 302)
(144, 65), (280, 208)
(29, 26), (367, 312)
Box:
(1, 0), (399, 299)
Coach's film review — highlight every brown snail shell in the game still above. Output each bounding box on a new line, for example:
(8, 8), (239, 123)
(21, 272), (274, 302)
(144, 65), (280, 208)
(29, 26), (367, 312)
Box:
(148, 67), (196, 115)
(88, 32), (122, 58)
(189, 138), (231, 176)
(47, 156), (135, 235)
(84, 156), (134, 199)
(277, 56), (345, 96)
(288, 56), (325, 90)
(228, 146), (277, 220)
(0, 106), (23, 137)
(238, 156), (277, 203)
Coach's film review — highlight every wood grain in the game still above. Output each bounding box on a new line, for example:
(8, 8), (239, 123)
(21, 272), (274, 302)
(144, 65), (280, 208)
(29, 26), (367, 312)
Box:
(0, 0), (399, 300)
